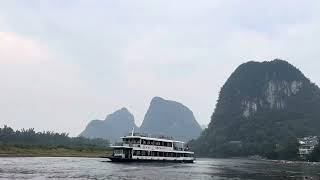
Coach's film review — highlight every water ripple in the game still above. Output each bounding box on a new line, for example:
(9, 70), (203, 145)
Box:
(0, 157), (319, 179)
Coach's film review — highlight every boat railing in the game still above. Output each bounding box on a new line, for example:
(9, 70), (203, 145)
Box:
(113, 142), (140, 148)
(113, 142), (124, 146)
(126, 132), (174, 140)
(173, 147), (184, 151)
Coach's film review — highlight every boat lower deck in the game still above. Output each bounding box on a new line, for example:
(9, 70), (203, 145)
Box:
(106, 156), (194, 163)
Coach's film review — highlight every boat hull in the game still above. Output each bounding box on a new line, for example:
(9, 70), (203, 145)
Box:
(105, 156), (194, 163)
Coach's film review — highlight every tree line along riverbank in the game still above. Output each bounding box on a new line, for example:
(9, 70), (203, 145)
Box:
(0, 125), (111, 157)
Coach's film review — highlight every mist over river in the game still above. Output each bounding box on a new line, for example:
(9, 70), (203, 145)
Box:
(0, 157), (319, 180)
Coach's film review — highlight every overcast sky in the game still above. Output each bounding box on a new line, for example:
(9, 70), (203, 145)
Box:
(1, 0), (320, 136)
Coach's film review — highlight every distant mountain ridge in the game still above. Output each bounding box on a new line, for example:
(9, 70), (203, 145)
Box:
(139, 97), (202, 141)
(79, 108), (137, 143)
(191, 59), (320, 159)
(80, 97), (202, 142)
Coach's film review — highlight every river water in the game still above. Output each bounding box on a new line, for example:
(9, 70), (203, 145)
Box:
(0, 157), (319, 179)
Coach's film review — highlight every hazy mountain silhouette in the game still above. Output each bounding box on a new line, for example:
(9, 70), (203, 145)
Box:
(140, 97), (202, 141)
(79, 108), (137, 143)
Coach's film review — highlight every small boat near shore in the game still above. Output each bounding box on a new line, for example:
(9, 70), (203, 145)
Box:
(105, 130), (195, 163)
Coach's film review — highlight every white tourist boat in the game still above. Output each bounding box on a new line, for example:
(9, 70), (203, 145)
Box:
(107, 130), (195, 163)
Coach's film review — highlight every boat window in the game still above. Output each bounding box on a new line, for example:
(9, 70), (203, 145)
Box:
(159, 152), (163, 157)
(173, 142), (184, 150)
(136, 150), (141, 156)
(133, 138), (139, 144)
(114, 149), (123, 154)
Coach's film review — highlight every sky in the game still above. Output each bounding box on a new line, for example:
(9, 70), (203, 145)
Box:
(0, 0), (320, 136)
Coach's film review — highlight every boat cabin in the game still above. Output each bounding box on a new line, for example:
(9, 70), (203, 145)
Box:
(109, 133), (194, 163)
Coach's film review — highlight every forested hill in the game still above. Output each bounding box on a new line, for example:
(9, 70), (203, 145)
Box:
(191, 59), (320, 159)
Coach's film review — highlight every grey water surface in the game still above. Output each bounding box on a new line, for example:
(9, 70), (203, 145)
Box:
(0, 157), (320, 180)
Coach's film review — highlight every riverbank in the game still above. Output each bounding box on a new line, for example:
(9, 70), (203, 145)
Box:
(0, 144), (112, 158)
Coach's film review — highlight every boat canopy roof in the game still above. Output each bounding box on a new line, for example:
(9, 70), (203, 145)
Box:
(121, 134), (185, 144)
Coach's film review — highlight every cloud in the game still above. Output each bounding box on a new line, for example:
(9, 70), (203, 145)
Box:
(0, 32), (49, 63)
(0, 31), (91, 134)
(117, 0), (320, 125)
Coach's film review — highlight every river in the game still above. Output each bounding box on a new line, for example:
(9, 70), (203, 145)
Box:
(0, 157), (319, 179)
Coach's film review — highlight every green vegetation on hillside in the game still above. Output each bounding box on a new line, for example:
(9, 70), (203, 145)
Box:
(190, 60), (320, 160)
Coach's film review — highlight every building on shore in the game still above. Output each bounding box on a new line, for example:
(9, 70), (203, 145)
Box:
(298, 136), (319, 158)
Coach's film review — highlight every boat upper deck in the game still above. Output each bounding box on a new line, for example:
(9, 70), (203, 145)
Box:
(113, 132), (192, 153)
(120, 133), (184, 143)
